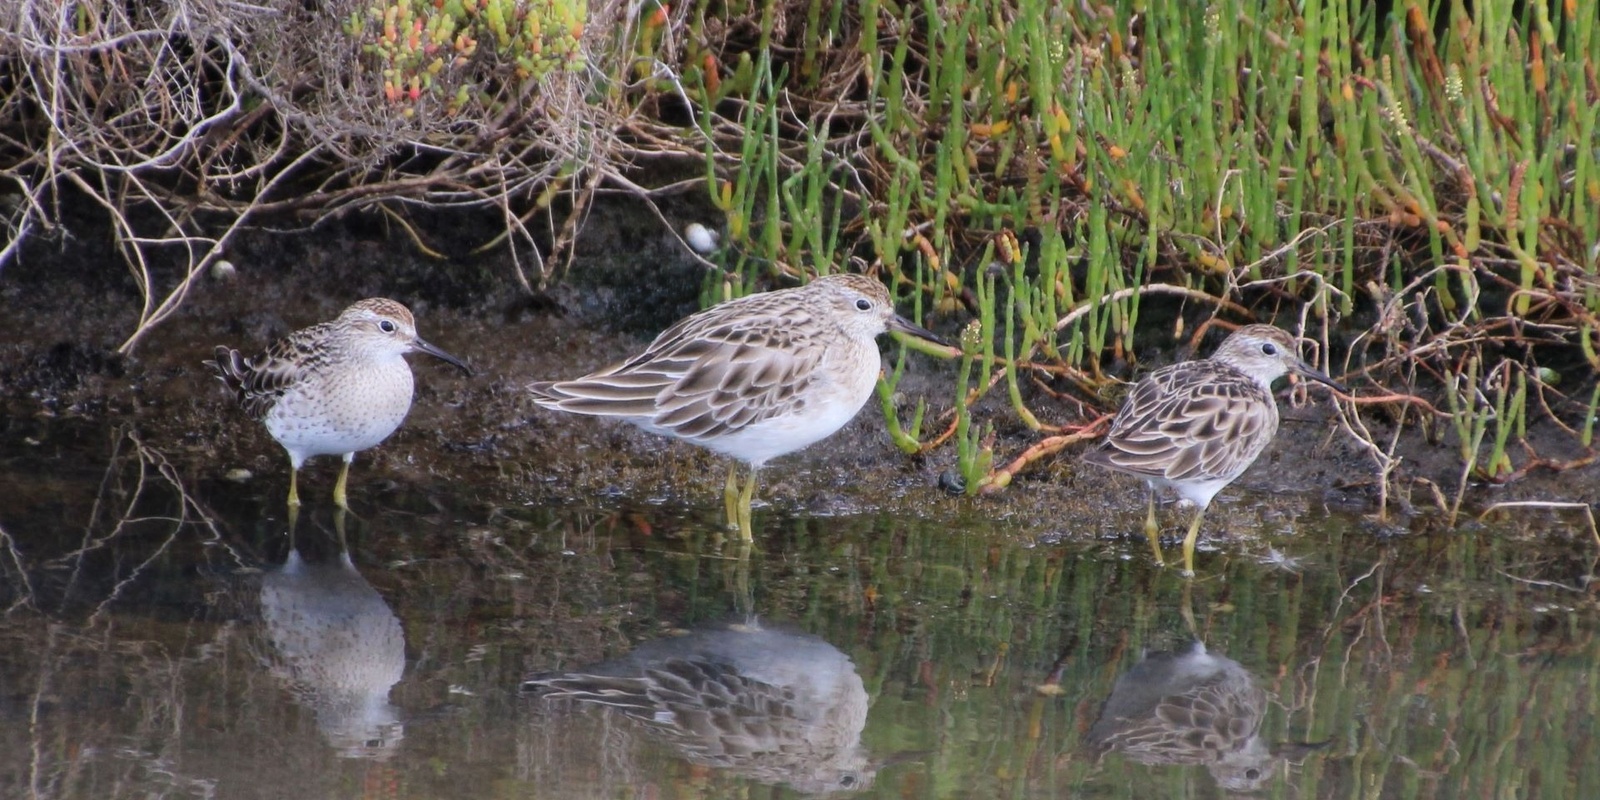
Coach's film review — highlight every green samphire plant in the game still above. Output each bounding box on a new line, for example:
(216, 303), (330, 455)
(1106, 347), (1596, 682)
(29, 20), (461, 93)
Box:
(345, 0), (586, 116)
(674, 0), (1600, 510)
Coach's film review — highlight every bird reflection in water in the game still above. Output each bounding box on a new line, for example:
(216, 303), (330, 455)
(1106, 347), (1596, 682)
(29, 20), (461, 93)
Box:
(257, 512), (406, 759)
(1086, 640), (1312, 793)
(523, 621), (875, 795)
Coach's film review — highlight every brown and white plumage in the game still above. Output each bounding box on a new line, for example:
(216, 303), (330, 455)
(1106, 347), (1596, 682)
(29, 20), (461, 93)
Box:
(1087, 641), (1274, 793)
(531, 299), (832, 461)
(529, 274), (942, 534)
(1084, 324), (1343, 575)
(259, 542), (406, 759)
(206, 298), (470, 509)
(523, 622), (875, 794)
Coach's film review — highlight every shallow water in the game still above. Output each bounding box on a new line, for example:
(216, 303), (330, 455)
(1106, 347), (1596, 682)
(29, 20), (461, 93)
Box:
(2, 421), (1599, 799)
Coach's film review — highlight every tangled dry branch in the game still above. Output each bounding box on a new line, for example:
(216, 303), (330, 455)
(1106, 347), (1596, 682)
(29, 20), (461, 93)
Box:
(0, 0), (652, 352)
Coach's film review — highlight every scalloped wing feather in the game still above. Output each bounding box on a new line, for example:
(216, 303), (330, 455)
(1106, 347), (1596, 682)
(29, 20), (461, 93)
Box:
(1092, 681), (1265, 763)
(205, 325), (335, 422)
(535, 658), (806, 765)
(1086, 361), (1278, 484)
(531, 306), (821, 441)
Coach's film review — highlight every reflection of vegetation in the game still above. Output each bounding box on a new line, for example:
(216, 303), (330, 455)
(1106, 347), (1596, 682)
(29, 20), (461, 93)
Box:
(0, 426), (248, 795)
(461, 504), (1600, 796)
(3, 456), (1600, 795)
(686, 1), (1599, 507)
(0, 426), (232, 617)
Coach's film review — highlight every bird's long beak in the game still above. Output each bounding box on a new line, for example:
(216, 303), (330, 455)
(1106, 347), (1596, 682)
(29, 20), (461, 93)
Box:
(874, 748), (934, 768)
(888, 314), (948, 347)
(1291, 360), (1345, 394)
(412, 336), (473, 376)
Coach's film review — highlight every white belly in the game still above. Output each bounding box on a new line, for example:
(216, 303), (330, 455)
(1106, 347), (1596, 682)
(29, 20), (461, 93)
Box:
(265, 363), (415, 467)
(673, 341), (881, 468)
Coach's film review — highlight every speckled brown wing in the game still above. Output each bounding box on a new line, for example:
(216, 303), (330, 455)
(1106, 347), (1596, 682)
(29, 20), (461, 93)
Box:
(530, 658), (858, 790)
(1085, 360), (1278, 483)
(634, 659), (824, 774)
(529, 297), (824, 442)
(537, 657), (807, 761)
(206, 325), (334, 422)
(1089, 665), (1267, 766)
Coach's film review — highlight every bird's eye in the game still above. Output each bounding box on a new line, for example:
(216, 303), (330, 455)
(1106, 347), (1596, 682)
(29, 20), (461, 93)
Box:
(855, 298), (872, 311)
(1260, 342), (1277, 355)
(379, 320), (397, 333)
(840, 776), (856, 787)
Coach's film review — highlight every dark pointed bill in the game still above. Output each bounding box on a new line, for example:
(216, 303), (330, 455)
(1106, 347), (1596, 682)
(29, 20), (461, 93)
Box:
(887, 314), (947, 347)
(413, 337), (473, 376)
(1290, 360), (1345, 394)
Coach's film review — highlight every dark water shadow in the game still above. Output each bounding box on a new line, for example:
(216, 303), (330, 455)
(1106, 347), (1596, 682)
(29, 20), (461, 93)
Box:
(3, 422), (1600, 798)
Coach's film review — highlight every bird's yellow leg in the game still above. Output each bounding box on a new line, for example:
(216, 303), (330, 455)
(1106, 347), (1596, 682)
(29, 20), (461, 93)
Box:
(287, 465), (303, 509)
(725, 543), (754, 618)
(1144, 488), (1165, 568)
(1181, 507), (1209, 579)
(333, 506), (350, 554)
(736, 467), (758, 541)
(724, 466), (741, 532)
(333, 456), (353, 511)
(1178, 582), (1200, 638)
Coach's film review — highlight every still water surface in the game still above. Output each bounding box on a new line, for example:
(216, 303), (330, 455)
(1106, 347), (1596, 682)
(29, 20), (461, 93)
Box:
(2, 424), (1598, 798)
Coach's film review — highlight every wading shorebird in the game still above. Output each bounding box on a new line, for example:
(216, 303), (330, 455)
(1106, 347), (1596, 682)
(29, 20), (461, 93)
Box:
(1087, 641), (1276, 792)
(207, 298), (471, 510)
(528, 273), (944, 536)
(524, 622), (877, 794)
(1083, 324), (1344, 576)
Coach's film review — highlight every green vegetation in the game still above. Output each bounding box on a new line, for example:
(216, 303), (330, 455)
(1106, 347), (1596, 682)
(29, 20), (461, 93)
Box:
(0, 0), (617, 349)
(6, 425), (1598, 797)
(674, 0), (1599, 508)
(344, 0), (587, 115)
(2, 0), (1595, 509)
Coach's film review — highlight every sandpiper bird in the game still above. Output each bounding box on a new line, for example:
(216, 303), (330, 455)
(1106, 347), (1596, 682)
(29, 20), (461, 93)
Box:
(207, 298), (470, 510)
(528, 273), (943, 536)
(1086, 641), (1275, 792)
(258, 522), (407, 759)
(1083, 324), (1344, 576)
(523, 621), (876, 794)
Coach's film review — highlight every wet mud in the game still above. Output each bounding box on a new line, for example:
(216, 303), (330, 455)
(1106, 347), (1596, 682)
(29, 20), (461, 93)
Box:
(5, 200), (1600, 800)
(2, 197), (1595, 538)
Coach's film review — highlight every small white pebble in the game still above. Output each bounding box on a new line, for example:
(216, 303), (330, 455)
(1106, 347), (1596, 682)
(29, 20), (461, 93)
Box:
(685, 222), (720, 253)
(224, 468), (253, 482)
(209, 259), (237, 280)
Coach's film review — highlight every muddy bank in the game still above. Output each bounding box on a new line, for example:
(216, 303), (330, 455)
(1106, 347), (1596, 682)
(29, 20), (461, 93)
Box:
(2, 199), (1592, 537)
